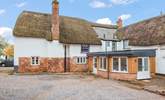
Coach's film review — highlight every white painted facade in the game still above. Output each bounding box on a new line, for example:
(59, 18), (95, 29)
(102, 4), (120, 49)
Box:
(14, 37), (103, 66)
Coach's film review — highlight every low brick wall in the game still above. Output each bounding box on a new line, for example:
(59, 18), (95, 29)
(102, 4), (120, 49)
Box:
(69, 58), (88, 72)
(109, 73), (136, 81)
(97, 70), (109, 79)
(18, 57), (88, 73)
(97, 70), (136, 80)
(18, 57), (64, 73)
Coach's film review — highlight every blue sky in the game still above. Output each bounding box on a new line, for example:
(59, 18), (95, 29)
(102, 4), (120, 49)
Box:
(0, 0), (165, 44)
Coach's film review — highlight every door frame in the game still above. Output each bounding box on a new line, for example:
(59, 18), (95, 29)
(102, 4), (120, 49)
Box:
(92, 57), (97, 74)
(137, 57), (151, 80)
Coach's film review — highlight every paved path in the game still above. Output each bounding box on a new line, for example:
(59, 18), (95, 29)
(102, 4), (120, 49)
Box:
(0, 74), (164, 100)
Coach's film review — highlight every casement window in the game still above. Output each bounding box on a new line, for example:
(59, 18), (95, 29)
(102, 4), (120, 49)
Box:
(112, 42), (117, 51)
(112, 57), (128, 72)
(106, 41), (110, 47)
(31, 56), (40, 65)
(99, 57), (107, 71)
(81, 45), (90, 53)
(76, 57), (87, 64)
(123, 40), (129, 49)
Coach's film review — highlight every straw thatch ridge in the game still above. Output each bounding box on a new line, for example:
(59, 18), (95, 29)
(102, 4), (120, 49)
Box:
(13, 11), (102, 45)
(91, 23), (118, 29)
(116, 15), (165, 46)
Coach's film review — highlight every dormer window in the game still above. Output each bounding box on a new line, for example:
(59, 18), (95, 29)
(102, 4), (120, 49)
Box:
(112, 41), (117, 51)
(123, 40), (129, 49)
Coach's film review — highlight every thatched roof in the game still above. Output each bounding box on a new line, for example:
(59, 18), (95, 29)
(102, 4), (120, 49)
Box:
(91, 23), (117, 29)
(13, 11), (102, 45)
(116, 15), (165, 46)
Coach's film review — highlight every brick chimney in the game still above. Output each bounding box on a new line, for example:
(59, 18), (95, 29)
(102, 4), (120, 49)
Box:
(52, 0), (59, 40)
(117, 17), (123, 29)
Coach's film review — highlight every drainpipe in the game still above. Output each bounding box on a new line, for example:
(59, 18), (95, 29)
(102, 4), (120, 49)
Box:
(64, 44), (67, 72)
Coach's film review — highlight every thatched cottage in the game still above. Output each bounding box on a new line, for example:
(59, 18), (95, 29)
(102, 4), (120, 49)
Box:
(13, 0), (120, 73)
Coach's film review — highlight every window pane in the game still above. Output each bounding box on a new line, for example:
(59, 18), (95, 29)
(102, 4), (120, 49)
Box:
(94, 58), (97, 68)
(144, 58), (148, 71)
(123, 40), (129, 49)
(106, 41), (110, 47)
(100, 58), (102, 69)
(138, 58), (143, 71)
(77, 58), (79, 63)
(112, 42), (117, 51)
(103, 58), (107, 70)
(121, 58), (127, 71)
(113, 58), (119, 71)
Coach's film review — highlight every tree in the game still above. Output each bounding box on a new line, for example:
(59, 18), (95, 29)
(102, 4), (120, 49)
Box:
(0, 36), (8, 56)
(3, 45), (14, 60)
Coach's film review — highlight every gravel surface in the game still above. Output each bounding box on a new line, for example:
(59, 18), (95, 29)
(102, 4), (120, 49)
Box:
(0, 74), (164, 100)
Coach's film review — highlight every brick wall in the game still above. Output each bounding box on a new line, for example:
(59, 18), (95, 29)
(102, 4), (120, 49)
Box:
(18, 57), (88, 73)
(18, 57), (64, 73)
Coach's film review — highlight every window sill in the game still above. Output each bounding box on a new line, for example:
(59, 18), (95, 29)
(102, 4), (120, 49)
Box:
(112, 71), (128, 73)
(99, 69), (107, 72)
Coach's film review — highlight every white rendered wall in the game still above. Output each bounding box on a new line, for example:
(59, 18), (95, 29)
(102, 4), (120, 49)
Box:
(14, 37), (48, 65)
(47, 40), (64, 58)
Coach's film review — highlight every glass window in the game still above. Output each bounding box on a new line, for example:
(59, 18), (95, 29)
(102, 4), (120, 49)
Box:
(113, 57), (128, 72)
(144, 58), (149, 71)
(81, 45), (89, 53)
(138, 58), (143, 71)
(113, 58), (119, 71)
(121, 58), (127, 71)
(99, 57), (107, 70)
(31, 57), (40, 65)
(123, 40), (129, 49)
(93, 58), (97, 68)
(76, 57), (86, 64)
(106, 41), (110, 47)
(112, 42), (117, 51)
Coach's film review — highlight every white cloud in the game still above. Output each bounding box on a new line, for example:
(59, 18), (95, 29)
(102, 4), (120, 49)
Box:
(16, 2), (27, 8)
(0, 27), (14, 44)
(119, 14), (131, 20)
(90, 0), (112, 8)
(96, 18), (113, 25)
(0, 9), (5, 15)
(111, 0), (137, 5)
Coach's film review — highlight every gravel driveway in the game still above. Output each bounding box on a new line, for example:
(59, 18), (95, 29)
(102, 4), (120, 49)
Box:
(0, 74), (164, 100)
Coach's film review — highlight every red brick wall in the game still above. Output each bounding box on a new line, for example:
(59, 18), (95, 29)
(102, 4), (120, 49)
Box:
(18, 57), (64, 73)
(97, 70), (109, 79)
(69, 58), (88, 72)
(97, 70), (136, 80)
(18, 57), (88, 73)
(109, 73), (136, 81)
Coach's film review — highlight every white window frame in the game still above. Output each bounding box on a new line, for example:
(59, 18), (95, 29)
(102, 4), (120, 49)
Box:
(106, 41), (110, 47)
(93, 57), (97, 68)
(112, 41), (117, 51)
(112, 57), (128, 73)
(123, 40), (129, 49)
(99, 57), (108, 71)
(138, 57), (150, 72)
(76, 57), (87, 64)
(31, 56), (40, 65)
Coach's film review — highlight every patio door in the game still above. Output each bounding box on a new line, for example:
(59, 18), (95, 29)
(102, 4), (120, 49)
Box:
(93, 57), (97, 74)
(137, 57), (150, 79)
